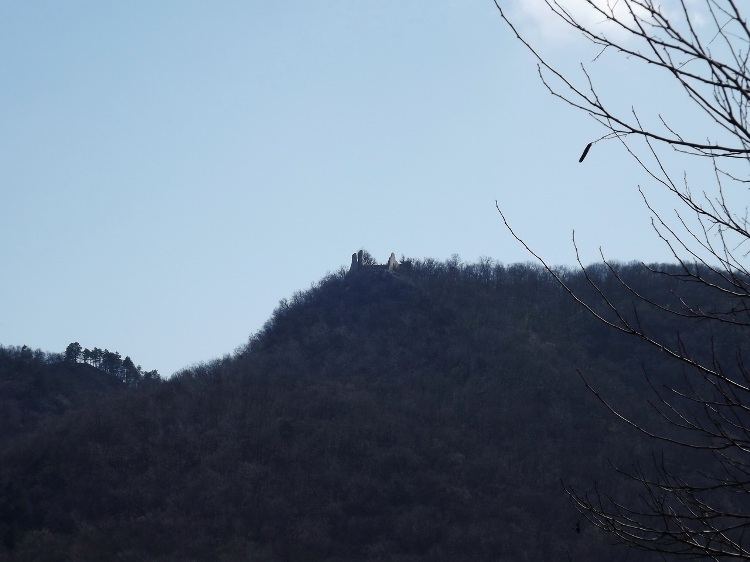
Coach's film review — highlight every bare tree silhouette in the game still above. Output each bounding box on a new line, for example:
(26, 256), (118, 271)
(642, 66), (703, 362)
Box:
(495, 1), (750, 558)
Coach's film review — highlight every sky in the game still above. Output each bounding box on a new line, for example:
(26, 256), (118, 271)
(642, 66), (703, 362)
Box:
(1, 1), (720, 376)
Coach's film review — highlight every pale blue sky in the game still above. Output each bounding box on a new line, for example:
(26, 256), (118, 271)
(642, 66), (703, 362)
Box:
(1, 1), (704, 375)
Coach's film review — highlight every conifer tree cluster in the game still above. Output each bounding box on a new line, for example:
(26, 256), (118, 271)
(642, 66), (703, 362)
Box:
(64, 341), (159, 386)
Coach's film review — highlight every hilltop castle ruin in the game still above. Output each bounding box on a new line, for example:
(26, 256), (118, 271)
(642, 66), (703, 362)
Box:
(348, 250), (398, 275)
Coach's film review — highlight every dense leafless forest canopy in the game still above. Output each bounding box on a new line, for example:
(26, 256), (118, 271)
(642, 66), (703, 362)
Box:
(1, 257), (744, 560)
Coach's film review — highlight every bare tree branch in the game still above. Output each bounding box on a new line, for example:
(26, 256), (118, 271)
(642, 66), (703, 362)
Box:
(496, 1), (750, 558)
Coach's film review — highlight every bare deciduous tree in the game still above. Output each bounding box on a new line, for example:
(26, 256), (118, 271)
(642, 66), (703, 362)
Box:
(495, 1), (750, 559)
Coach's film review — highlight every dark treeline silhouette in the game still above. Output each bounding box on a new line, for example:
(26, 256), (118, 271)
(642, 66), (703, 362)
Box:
(0, 346), (119, 444)
(0, 343), (160, 443)
(64, 342), (160, 386)
(0, 257), (736, 560)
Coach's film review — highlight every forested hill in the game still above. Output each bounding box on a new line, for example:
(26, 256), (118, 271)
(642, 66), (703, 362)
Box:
(0, 344), (160, 444)
(0, 256), (721, 561)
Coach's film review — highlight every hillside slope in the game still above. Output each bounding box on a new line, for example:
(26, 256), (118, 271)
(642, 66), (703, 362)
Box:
(0, 258), (717, 561)
(0, 347), (125, 442)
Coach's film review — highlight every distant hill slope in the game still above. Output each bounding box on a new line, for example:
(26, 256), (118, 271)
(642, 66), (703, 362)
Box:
(0, 347), (125, 442)
(0, 258), (723, 561)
